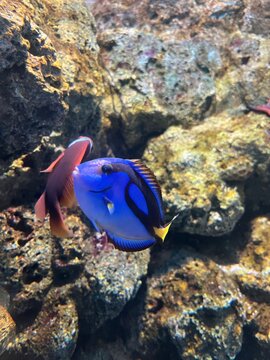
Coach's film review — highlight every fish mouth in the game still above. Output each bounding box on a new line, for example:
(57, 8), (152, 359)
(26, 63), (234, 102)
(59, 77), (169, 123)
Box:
(88, 185), (112, 193)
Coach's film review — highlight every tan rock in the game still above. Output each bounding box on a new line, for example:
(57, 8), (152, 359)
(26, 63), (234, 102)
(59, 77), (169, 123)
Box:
(0, 0), (105, 209)
(143, 113), (270, 236)
(0, 305), (15, 356)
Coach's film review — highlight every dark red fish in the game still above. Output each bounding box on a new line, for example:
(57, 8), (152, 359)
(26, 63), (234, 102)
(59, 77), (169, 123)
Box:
(248, 99), (270, 117)
(35, 137), (94, 237)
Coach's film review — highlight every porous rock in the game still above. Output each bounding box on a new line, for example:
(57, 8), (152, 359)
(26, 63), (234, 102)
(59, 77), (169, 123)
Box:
(89, 0), (270, 156)
(74, 239), (150, 334)
(126, 249), (244, 360)
(0, 207), (150, 359)
(0, 0), (104, 209)
(221, 216), (270, 359)
(8, 287), (78, 360)
(0, 305), (16, 356)
(143, 113), (270, 236)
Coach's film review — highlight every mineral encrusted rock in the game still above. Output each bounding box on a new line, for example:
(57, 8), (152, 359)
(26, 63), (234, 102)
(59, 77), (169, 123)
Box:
(10, 287), (78, 360)
(143, 113), (270, 236)
(88, 0), (270, 156)
(99, 30), (221, 151)
(0, 0), (105, 209)
(125, 249), (244, 360)
(221, 216), (270, 359)
(0, 305), (15, 356)
(0, 208), (150, 359)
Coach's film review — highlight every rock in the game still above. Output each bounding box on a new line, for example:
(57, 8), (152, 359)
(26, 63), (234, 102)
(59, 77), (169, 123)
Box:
(88, 0), (270, 157)
(125, 249), (244, 360)
(242, 0), (270, 36)
(143, 113), (270, 236)
(0, 206), (150, 358)
(89, 0), (245, 38)
(8, 287), (78, 360)
(0, 0), (105, 209)
(99, 29), (222, 153)
(73, 337), (132, 360)
(74, 241), (150, 334)
(0, 305), (16, 356)
(220, 216), (270, 359)
(237, 216), (270, 298)
(1, 0), (270, 359)
(0, 208), (53, 315)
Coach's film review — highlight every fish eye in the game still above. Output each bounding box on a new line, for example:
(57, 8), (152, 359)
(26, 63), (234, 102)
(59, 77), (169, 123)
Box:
(101, 164), (113, 174)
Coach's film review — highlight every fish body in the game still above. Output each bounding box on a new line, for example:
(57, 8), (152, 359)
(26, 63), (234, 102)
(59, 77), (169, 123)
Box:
(35, 136), (93, 237)
(248, 99), (270, 116)
(73, 158), (176, 251)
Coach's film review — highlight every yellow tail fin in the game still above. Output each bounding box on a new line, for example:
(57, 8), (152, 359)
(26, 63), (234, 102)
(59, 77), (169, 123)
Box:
(153, 215), (179, 242)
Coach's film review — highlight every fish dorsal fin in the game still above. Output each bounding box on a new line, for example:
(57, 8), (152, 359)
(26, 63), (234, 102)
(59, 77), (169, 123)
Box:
(128, 159), (163, 211)
(41, 152), (65, 173)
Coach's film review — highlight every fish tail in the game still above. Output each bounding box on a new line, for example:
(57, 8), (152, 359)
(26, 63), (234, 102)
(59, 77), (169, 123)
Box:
(48, 200), (72, 238)
(153, 214), (179, 242)
(34, 192), (47, 220)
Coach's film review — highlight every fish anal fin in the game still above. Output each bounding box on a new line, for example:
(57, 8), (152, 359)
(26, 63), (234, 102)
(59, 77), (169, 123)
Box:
(49, 204), (72, 238)
(107, 231), (155, 252)
(34, 192), (47, 220)
(154, 214), (179, 242)
(50, 218), (72, 238)
(60, 176), (76, 208)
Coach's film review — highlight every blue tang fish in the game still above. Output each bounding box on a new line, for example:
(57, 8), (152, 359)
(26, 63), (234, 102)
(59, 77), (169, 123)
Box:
(73, 158), (177, 251)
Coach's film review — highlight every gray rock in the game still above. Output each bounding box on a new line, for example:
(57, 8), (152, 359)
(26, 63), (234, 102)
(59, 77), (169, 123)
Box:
(100, 29), (221, 151)
(129, 249), (244, 360)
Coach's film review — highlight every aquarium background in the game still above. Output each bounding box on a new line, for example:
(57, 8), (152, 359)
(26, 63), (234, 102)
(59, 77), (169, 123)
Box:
(0, 0), (270, 359)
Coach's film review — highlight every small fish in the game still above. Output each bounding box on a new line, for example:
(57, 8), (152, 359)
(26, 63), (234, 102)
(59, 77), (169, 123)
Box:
(248, 99), (270, 116)
(73, 158), (177, 251)
(35, 136), (94, 237)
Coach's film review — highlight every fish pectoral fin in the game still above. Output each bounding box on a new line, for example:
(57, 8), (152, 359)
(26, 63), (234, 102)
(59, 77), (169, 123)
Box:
(153, 214), (179, 242)
(60, 176), (76, 208)
(104, 196), (115, 215)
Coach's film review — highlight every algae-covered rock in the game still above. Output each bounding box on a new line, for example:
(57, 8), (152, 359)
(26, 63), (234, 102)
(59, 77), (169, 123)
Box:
(0, 0), (104, 209)
(99, 29), (221, 151)
(74, 240), (150, 334)
(0, 206), (150, 359)
(0, 208), (53, 315)
(143, 113), (270, 236)
(126, 249), (244, 360)
(1, 0), (270, 359)
(221, 216), (270, 359)
(9, 287), (78, 360)
(89, 0), (270, 156)
(0, 305), (16, 356)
